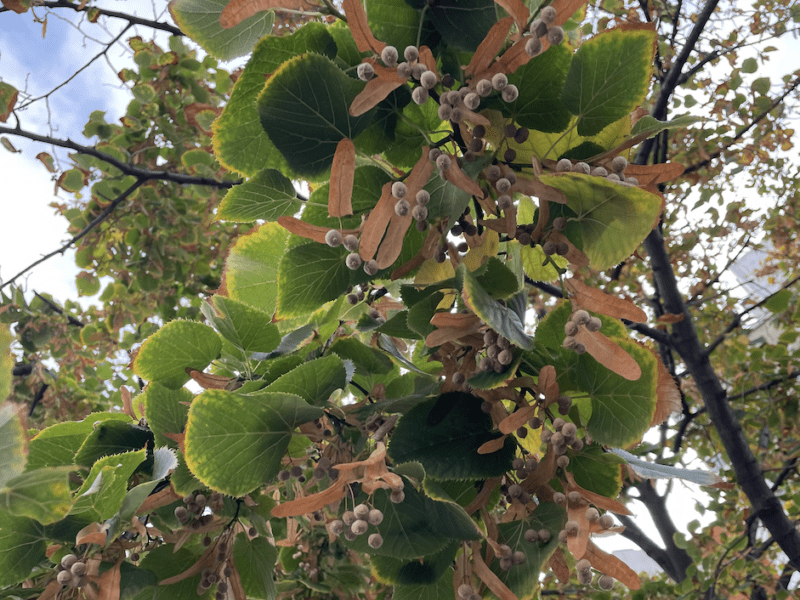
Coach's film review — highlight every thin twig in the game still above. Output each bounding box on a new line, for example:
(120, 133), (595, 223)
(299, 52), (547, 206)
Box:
(0, 0), (185, 36)
(0, 125), (241, 189)
(18, 25), (131, 109)
(1, 179), (146, 291)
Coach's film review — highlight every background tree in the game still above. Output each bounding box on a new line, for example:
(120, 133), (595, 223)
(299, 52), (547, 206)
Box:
(0, 1), (798, 599)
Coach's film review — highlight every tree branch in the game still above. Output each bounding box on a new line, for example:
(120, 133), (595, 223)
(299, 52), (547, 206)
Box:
(0, 125), (241, 189)
(0, 179), (146, 291)
(2, 0), (185, 36)
(684, 75), (800, 174)
(729, 370), (800, 403)
(616, 512), (685, 582)
(33, 291), (84, 327)
(705, 273), (800, 357)
(18, 24), (131, 110)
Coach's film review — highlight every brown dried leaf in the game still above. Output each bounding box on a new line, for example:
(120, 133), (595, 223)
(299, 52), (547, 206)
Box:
(477, 434), (509, 455)
(524, 445), (556, 493)
(493, 0), (529, 31)
(162, 432), (186, 454)
(1, 0), (29, 14)
(187, 368), (234, 390)
(95, 557), (122, 600)
(184, 103), (221, 132)
(584, 540), (641, 589)
(35, 152), (56, 173)
(376, 210), (413, 268)
(471, 542), (520, 600)
(430, 312), (481, 329)
(391, 223), (446, 279)
(644, 345), (681, 427)
(271, 480), (348, 518)
(329, 138), (355, 217)
(358, 184), (395, 261)
(425, 322), (483, 348)
(565, 278), (647, 322)
(350, 61), (406, 116)
(564, 472), (632, 515)
(549, 0), (589, 26)
(548, 547), (571, 583)
(76, 523), (107, 547)
(465, 17), (514, 78)
(656, 312), (684, 324)
(572, 327), (641, 381)
(36, 580), (62, 600)
(464, 477), (501, 515)
(624, 162), (685, 186)
(419, 46), (437, 76)
(513, 176), (567, 203)
(548, 231), (590, 267)
(499, 405), (536, 435)
(220, 0), (316, 29)
(158, 543), (216, 585)
(136, 485), (183, 515)
(277, 216), (358, 244)
(537, 364), (559, 404)
(566, 503), (591, 559)
(120, 386), (136, 419)
(227, 559), (248, 600)
(443, 156), (485, 198)
(343, 0), (385, 53)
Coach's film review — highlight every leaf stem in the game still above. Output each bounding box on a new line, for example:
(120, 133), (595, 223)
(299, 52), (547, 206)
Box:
(542, 120), (578, 161)
(320, 0), (347, 22)
(416, 4), (430, 49)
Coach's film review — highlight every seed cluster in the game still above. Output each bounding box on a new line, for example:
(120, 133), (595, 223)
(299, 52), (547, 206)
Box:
(174, 490), (224, 529)
(539, 417), (583, 460)
(526, 7), (565, 57)
(563, 309), (602, 354)
(55, 554), (89, 590)
(196, 532), (234, 598)
(327, 503), (386, 547)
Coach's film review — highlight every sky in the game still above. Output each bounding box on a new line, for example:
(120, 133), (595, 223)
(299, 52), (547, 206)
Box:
(0, 0), (797, 576)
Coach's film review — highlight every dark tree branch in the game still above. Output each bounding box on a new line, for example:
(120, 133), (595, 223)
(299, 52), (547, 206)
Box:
(673, 406), (707, 453)
(12, 364), (33, 377)
(1, 179), (145, 291)
(18, 24), (131, 110)
(684, 75), (800, 174)
(616, 512), (685, 582)
(525, 277), (563, 298)
(33, 291), (84, 327)
(636, 480), (694, 579)
(0, 125), (241, 189)
(705, 273), (800, 357)
(625, 321), (673, 346)
(631, 0), (800, 570)
(729, 370), (800, 403)
(687, 235), (750, 305)
(1, 0), (185, 36)
(29, 384), (49, 416)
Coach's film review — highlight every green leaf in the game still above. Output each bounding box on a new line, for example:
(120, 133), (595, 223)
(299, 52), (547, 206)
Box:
(0, 466), (73, 524)
(168, 0), (274, 61)
(223, 222), (290, 315)
(132, 320), (221, 389)
(371, 540), (459, 585)
(506, 44), (573, 133)
(302, 166), (392, 230)
(73, 420), (154, 469)
(368, 0), (425, 50)
(425, 156), (492, 228)
(764, 289), (792, 313)
(184, 390), (323, 496)
(629, 113), (703, 139)
(376, 311), (422, 340)
(461, 265), (532, 350)
(202, 296), (281, 354)
(561, 27), (656, 136)
(426, 0), (496, 52)
(212, 23), (337, 176)
(520, 244), (566, 282)
(276, 243), (351, 318)
(27, 413), (132, 470)
(388, 392), (516, 480)
(57, 169), (85, 192)
(540, 173), (661, 270)
(475, 257), (521, 300)
(492, 502), (565, 598)
(70, 450), (147, 522)
(393, 572), (454, 600)
(577, 338), (657, 447)
(143, 383), (192, 449)
(0, 82), (18, 122)
(566, 445), (625, 498)
(263, 354), (348, 405)
(0, 404), (26, 487)
(256, 53), (374, 178)
(233, 534), (278, 600)
(136, 546), (210, 600)
(216, 168), (303, 222)
(0, 323), (13, 402)
(741, 57), (758, 73)
(0, 512), (45, 587)
(343, 483), (476, 559)
(329, 337), (396, 387)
